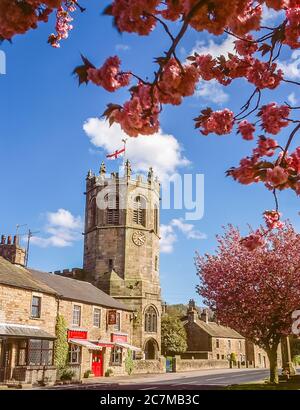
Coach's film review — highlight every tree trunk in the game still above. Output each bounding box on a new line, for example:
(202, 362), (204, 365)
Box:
(267, 347), (279, 384)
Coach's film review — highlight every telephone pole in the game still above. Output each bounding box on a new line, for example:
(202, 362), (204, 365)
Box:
(25, 229), (39, 267)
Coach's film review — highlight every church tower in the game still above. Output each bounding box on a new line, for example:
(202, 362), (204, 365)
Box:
(83, 160), (161, 358)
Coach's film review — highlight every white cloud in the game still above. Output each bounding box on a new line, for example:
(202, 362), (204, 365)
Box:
(115, 44), (130, 52)
(278, 51), (300, 80)
(83, 118), (190, 181)
(261, 5), (284, 24)
(160, 225), (177, 254)
(190, 36), (235, 58)
(195, 80), (229, 104)
(288, 92), (298, 105)
(189, 36), (233, 104)
(160, 218), (206, 253)
(31, 209), (83, 248)
(171, 218), (207, 240)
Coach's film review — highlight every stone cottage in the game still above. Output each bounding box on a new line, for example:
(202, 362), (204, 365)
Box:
(183, 300), (246, 363)
(0, 235), (140, 385)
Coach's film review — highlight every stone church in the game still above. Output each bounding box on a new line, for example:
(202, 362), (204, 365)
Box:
(82, 160), (162, 359)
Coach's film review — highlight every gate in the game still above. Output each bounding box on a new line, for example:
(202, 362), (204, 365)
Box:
(166, 356), (174, 373)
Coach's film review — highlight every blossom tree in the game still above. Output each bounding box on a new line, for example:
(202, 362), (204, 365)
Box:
(196, 222), (300, 383)
(1, 1), (300, 241)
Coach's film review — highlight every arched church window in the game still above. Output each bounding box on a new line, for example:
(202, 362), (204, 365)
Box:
(154, 204), (158, 234)
(105, 194), (119, 225)
(144, 306), (157, 333)
(133, 196), (146, 227)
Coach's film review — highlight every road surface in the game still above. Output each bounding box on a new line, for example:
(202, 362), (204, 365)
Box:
(45, 368), (271, 390)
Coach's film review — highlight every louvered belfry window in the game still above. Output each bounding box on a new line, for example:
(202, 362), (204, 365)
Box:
(106, 194), (119, 225)
(133, 196), (146, 227)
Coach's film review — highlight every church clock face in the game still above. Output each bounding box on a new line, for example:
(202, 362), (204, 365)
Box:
(132, 231), (146, 247)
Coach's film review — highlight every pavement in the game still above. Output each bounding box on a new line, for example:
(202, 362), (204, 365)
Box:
(44, 367), (271, 390)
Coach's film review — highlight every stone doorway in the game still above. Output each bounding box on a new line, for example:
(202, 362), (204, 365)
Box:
(144, 338), (158, 360)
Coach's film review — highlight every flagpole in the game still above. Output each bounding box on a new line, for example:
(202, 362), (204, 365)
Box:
(121, 138), (127, 172)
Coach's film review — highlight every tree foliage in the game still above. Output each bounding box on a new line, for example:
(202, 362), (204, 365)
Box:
(125, 349), (134, 375)
(2, 1), (300, 234)
(196, 222), (300, 383)
(54, 314), (69, 371)
(161, 313), (187, 356)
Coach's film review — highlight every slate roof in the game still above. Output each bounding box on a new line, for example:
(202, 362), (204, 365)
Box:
(184, 318), (244, 339)
(0, 256), (131, 311)
(0, 323), (55, 339)
(0, 256), (56, 295)
(29, 269), (130, 311)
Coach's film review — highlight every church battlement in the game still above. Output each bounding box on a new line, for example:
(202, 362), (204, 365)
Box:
(85, 160), (160, 195)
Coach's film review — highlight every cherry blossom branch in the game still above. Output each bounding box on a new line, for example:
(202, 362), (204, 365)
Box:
(280, 122), (300, 163)
(234, 88), (261, 120)
(282, 78), (300, 86)
(273, 189), (279, 212)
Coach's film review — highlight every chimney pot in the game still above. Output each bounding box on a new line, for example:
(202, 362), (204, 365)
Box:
(1, 235), (5, 245)
(7, 235), (12, 245)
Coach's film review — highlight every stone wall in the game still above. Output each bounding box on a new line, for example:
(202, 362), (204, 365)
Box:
(132, 357), (166, 375)
(0, 284), (57, 335)
(174, 356), (230, 372)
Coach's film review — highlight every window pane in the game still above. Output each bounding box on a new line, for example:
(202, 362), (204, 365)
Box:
(73, 305), (81, 326)
(31, 296), (41, 318)
(93, 308), (101, 327)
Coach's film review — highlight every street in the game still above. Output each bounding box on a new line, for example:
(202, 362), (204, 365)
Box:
(44, 368), (271, 390)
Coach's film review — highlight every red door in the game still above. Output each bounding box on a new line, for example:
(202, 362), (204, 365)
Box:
(92, 351), (103, 377)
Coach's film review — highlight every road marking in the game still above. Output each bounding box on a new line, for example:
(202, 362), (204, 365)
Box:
(205, 376), (228, 381)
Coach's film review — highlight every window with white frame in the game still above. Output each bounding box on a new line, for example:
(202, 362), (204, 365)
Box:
(72, 305), (81, 326)
(69, 344), (81, 364)
(111, 346), (122, 365)
(93, 308), (101, 328)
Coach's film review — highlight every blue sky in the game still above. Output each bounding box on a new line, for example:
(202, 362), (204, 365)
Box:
(1, 3), (299, 305)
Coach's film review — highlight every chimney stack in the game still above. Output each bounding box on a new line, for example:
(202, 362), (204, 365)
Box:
(200, 308), (209, 324)
(187, 299), (198, 323)
(0, 234), (26, 266)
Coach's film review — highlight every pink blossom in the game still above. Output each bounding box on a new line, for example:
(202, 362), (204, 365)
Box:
(259, 103), (290, 135)
(241, 230), (265, 251)
(253, 137), (278, 158)
(108, 83), (160, 137)
(263, 210), (284, 230)
(247, 60), (283, 89)
(238, 120), (255, 140)
(87, 56), (131, 92)
(197, 109), (234, 136)
(234, 35), (258, 56)
(266, 166), (289, 187)
(284, 7), (300, 49)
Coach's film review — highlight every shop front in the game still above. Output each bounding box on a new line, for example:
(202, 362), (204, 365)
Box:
(67, 329), (141, 379)
(0, 323), (56, 385)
